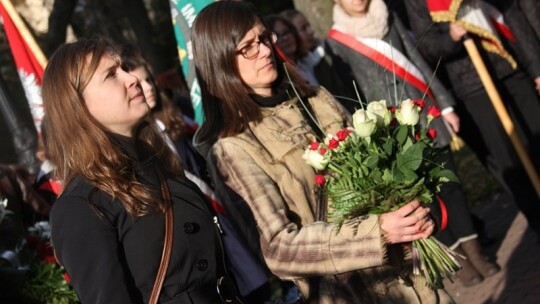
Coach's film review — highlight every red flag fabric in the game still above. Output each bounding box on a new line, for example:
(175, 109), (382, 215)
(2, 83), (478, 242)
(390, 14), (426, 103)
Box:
(0, 1), (45, 133)
(426, 0), (461, 23)
(426, 0), (455, 14)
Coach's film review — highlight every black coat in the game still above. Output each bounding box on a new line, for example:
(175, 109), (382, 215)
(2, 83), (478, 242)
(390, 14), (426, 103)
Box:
(50, 137), (226, 303)
(518, 0), (540, 41)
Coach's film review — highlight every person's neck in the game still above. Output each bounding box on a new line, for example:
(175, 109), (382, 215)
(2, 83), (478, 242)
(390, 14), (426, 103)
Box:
(250, 82), (290, 108)
(253, 88), (272, 97)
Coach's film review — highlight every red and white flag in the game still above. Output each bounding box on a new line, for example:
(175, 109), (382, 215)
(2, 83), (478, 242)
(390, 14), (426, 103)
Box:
(0, 0), (47, 134)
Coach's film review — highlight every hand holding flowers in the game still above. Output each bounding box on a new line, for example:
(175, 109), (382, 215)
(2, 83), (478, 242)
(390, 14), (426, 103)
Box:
(379, 200), (434, 244)
(303, 99), (460, 289)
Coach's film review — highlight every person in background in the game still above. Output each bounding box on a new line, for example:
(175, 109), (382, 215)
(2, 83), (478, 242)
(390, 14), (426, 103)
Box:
(263, 14), (319, 86)
(498, 0), (540, 92)
(325, 0), (500, 287)
(279, 9), (357, 109)
(191, 1), (446, 303)
(405, 0), (540, 240)
(517, 0), (540, 44)
(119, 46), (209, 181)
(43, 39), (241, 303)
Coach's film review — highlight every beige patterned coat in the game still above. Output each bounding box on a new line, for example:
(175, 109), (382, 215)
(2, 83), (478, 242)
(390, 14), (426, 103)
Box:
(209, 87), (454, 304)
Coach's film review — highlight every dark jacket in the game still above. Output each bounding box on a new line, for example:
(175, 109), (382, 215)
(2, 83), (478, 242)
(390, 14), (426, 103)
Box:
(518, 0), (540, 43)
(50, 136), (227, 303)
(326, 13), (456, 147)
(404, 0), (537, 98)
(497, 0), (540, 79)
(312, 40), (358, 110)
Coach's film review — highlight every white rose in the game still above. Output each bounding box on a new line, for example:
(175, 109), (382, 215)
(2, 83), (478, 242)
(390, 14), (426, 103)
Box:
(396, 99), (420, 126)
(302, 149), (329, 170)
(367, 100), (392, 127)
(352, 109), (377, 137)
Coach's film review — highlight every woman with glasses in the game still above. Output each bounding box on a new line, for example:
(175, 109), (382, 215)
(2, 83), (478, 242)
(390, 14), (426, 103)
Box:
(192, 1), (444, 303)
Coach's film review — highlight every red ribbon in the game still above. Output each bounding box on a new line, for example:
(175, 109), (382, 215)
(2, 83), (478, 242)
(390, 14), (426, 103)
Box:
(437, 196), (448, 231)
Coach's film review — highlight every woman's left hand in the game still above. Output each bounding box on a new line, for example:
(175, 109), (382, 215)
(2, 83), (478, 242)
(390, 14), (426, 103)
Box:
(379, 200), (434, 244)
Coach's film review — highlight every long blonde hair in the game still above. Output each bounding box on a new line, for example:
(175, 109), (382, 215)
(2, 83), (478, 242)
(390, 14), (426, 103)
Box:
(42, 39), (182, 216)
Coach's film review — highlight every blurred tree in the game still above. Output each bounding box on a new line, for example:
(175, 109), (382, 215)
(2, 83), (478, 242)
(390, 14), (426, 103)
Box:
(293, 0), (333, 39)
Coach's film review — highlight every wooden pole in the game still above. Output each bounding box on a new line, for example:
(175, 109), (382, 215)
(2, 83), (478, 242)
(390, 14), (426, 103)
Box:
(0, 0), (47, 68)
(463, 37), (540, 197)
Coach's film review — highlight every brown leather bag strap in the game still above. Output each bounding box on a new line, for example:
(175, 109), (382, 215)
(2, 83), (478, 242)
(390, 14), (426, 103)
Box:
(149, 169), (174, 304)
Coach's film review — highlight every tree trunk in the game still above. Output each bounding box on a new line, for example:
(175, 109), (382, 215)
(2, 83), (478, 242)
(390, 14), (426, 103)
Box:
(293, 0), (333, 39)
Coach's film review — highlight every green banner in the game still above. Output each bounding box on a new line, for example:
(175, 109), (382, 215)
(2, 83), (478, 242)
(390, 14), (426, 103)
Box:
(170, 0), (214, 125)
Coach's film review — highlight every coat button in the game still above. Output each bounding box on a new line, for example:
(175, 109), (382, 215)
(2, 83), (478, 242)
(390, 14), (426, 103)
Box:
(197, 259), (208, 271)
(183, 222), (199, 234)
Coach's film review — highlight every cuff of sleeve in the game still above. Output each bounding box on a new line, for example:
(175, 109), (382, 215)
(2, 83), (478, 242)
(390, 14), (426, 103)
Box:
(441, 107), (454, 115)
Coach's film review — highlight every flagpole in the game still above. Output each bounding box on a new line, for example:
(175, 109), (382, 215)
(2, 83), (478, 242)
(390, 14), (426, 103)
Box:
(0, 0), (47, 68)
(463, 36), (540, 197)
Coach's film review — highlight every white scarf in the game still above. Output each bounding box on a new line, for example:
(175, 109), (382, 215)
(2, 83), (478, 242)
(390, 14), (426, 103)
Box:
(332, 0), (389, 39)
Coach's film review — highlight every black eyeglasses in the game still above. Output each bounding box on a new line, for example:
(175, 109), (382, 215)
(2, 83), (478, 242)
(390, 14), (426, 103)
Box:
(235, 32), (278, 60)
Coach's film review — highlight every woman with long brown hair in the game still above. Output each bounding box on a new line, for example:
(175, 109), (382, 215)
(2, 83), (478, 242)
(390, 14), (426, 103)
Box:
(43, 39), (240, 303)
(192, 1), (447, 303)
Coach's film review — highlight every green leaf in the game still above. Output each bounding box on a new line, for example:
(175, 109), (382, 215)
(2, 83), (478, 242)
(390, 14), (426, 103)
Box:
(397, 144), (424, 172)
(382, 169), (393, 183)
(395, 125), (409, 146)
(437, 169), (459, 183)
(364, 155), (379, 169)
(382, 142), (393, 156)
(417, 190), (433, 203)
(429, 166), (442, 177)
(402, 137), (414, 152)
(393, 168), (417, 184)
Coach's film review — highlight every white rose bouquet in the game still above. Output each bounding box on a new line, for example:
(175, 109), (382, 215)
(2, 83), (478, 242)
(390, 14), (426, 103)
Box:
(303, 99), (461, 289)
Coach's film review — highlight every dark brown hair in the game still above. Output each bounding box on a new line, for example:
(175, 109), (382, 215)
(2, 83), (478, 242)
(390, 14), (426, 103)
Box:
(121, 46), (187, 141)
(42, 39), (182, 216)
(191, 0), (313, 143)
(263, 14), (302, 61)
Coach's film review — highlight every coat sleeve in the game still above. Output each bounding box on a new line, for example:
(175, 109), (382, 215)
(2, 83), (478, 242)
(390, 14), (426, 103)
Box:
(51, 192), (139, 303)
(501, 1), (540, 78)
(405, 0), (466, 64)
(518, 0), (540, 39)
(211, 141), (386, 280)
